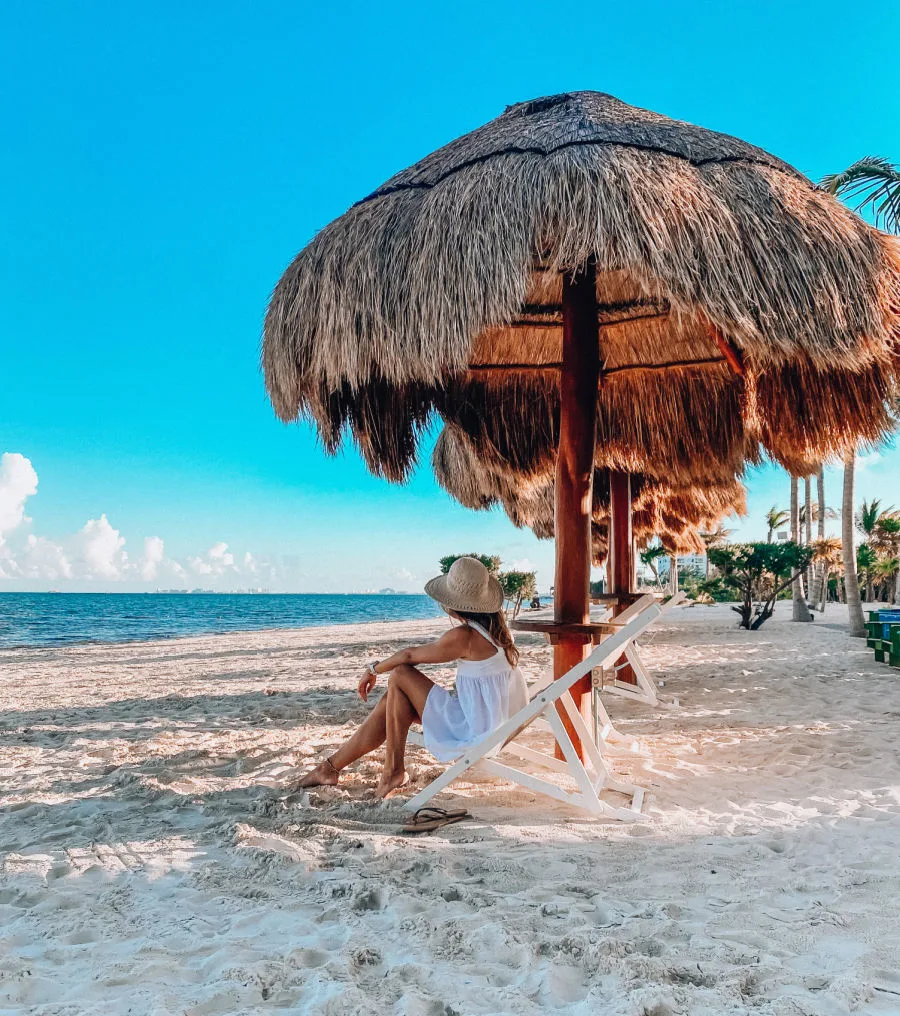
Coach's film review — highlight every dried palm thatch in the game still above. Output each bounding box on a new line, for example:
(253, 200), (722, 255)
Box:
(264, 92), (900, 482)
(433, 424), (745, 562)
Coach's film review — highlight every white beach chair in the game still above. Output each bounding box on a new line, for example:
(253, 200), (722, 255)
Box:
(405, 601), (664, 820)
(593, 591), (686, 711)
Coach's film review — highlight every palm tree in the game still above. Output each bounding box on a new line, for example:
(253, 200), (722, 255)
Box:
(790, 476), (813, 621)
(804, 477), (813, 545)
(857, 498), (884, 540)
(821, 156), (900, 233)
(854, 499), (898, 601)
(765, 506), (789, 543)
(842, 451), (867, 636)
(811, 536), (843, 604)
(870, 514), (900, 555)
(870, 515), (900, 603)
(639, 543), (668, 589)
(823, 159), (898, 633)
(699, 525), (730, 580)
(802, 475), (813, 590)
(873, 557), (900, 604)
(857, 544), (878, 603)
(810, 466), (828, 610)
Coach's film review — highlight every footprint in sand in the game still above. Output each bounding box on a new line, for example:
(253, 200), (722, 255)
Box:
(542, 963), (589, 1005)
(293, 947), (329, 968)
(352, 887), (385, 912)
(61, 926), (99, 946)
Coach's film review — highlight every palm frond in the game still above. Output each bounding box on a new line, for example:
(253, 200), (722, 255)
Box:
(821, 156), (900, 233)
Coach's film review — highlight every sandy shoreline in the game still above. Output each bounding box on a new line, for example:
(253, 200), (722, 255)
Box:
(2, 604), (900, 1014)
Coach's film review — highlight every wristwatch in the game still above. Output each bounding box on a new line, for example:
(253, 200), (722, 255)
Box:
(367, 661), (380, 678)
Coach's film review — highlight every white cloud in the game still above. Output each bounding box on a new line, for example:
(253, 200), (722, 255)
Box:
(18, 534), (73, 582)
(0, 453), (38, 543)
(209, 542), (234, 567)
(139, 536), (165, 581)
(73, 514), (128, 580)
(187, 542), (239, 577)
(0, 453), (289, 591)
(856, 451), (882, 473)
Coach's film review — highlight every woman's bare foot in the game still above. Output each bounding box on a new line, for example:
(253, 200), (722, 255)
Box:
(294, 758), (340, 789)
(375, 769), (409, 799)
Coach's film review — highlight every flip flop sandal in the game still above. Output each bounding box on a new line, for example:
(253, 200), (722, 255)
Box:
(401, 806), (471, 834)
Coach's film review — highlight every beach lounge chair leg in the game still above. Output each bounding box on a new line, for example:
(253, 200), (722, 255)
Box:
(557, 687), (646, 815)
(590, 682), (644, 754)
(404, 753), (478, 813)
(545, 708), (645, 820)
(600, 642), (659, 706)
(600, 592), (686, 709)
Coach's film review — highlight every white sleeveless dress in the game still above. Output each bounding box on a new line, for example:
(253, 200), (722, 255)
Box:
(421, 622), (528, 762)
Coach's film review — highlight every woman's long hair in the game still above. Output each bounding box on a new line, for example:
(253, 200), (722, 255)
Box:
(451, 609), (520, 667)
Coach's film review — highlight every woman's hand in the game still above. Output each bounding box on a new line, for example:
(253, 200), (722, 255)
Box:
(357, 670), (377, 702)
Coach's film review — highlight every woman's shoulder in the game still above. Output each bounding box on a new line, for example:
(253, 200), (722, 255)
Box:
(459, 622), (499, 658)
(435, 624), (473, 652)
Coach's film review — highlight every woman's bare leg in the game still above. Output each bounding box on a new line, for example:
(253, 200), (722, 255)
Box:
(295, 694), (389, 788)
(376, 683), (416, 797)
(296, 664), (435, 793)
(376, 665), (435, 798)
(331, 694), (390, 769)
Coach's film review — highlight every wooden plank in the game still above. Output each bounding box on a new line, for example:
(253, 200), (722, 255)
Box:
(511, 619), (617, 640)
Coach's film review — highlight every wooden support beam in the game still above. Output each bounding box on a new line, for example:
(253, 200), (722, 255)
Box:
(554, 260), (600, 761)
(508, 307), (670, 329)
(608, 471), (637, 684)
(709, 323), (745, 376)
(466, 355), (727, 374)
(608, 472), (634, 594)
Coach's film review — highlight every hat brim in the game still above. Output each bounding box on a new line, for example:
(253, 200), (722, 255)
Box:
(424, 573), (504, 613)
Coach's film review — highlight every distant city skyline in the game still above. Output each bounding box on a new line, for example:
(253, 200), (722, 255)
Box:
(2, 1), (897, 594)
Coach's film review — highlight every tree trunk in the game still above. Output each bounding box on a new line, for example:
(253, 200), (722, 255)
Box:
(803, 475), (813, 591)
(791, 476), (812, 621)
(842, 452), (866, 636)
(811, 466), (827, 610)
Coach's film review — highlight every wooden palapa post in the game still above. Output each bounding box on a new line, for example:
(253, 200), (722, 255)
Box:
(608, 470), (636, 683)
(554, 260), (600, 759)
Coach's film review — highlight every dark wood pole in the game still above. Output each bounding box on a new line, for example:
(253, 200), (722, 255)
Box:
(608, 472), (633, 593)
(608, 470), (637, 683)
(554, 260), (600, 759)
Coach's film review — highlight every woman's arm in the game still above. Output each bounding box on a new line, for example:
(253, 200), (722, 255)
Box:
(357, 626), (469, 700)
(375, 626), (469, 672)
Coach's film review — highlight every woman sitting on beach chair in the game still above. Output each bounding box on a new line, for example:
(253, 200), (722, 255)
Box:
(295, 557), (528, 798)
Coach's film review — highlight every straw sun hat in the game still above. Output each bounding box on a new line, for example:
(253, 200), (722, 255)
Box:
(424, 557), (504, 614)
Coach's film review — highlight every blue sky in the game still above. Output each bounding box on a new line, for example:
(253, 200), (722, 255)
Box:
(1, 0), (898, 592)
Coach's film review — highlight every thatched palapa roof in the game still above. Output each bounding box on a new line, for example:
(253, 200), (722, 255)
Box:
(432, 424), (745, 560)
(264, 91), (900, 484)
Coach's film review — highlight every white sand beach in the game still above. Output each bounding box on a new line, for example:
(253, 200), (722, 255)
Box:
(2, 604), (900, 1015)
